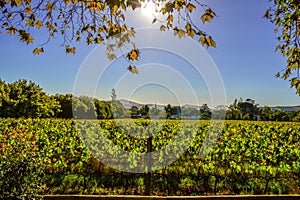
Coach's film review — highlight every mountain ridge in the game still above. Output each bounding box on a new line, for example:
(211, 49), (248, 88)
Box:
(118, 99), (300, 112)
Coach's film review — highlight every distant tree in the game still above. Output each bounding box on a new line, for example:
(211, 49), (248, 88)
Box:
(164, 104), (181, 119)
(181, 107), (199, 118)
(72, 96), (96, 119)
(260, 106), (272, 121)
(292, 111), (300, 122)
(237, 98), (259, 120)
(94, 100), (113, 119)
(212, 105), (227, 120)
(54, 94), (73, 118)
(149, 104), (160, 116)
(165, 104), (172, 119)
(0, 79), (60, 118)
(111, 100), (127, 119)
(139, 105), (150, 119)
(171, 106), (181, 119)
(272, 110), (291, 121)
(226, 99), (242, 120)
(158, 110), (167, 119)
(199, 103), (211, 120)
(130, 105), (140, 118)
(110, 88), (117, 102)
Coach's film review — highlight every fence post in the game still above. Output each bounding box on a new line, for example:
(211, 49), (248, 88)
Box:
(144, 136), (153, 195)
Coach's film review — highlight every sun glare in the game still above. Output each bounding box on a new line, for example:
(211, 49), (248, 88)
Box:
(141, 1), (157, 18)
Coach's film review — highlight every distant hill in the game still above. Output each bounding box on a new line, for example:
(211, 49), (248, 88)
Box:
(271, 105), (300, 112)
(118, 99), (165, 110)
(119, 99), (300, 112)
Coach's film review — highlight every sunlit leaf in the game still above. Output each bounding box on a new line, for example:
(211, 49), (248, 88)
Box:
(187, 3), (196, 12)
(128, 65), (139, 74)
(126, 48), (140, 61)
(1, 22), (8, 28)
(33, 47), (44, 55)
(106, 53), (116, 61)
(160, 25), (166, 31)
(45, 2), (55, 11)
(35, 20), (43, 29)
(25, 7), (32, 14)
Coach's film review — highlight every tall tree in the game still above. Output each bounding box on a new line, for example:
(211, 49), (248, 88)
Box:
(199, 103), (211, 120)
(237, 98), (259, 120)
(139, 105), (150, 119)
(226, 99), (242, 120)
(110, 88), (117, 102)
(54, 94), (73, 118)
(0, 79), (60, 118)
(260, 106), (272, 121)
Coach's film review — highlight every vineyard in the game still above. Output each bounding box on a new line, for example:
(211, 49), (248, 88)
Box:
(1, 118), (300, 198)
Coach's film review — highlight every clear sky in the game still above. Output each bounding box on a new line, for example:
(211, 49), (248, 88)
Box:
(0, 0), (299, 107)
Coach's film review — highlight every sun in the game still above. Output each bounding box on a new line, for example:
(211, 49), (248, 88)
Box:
(141, 1), (157, 18)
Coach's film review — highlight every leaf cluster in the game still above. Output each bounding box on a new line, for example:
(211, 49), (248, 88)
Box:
(0, 0), (216, 74)
(264, 0), (300, 94)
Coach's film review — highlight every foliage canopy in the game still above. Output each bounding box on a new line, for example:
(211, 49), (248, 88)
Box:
(0, 0), (299, 92)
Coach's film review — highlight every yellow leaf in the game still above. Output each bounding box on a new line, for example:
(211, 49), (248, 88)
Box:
(167, 15), (174, 23)
(128, 65), (139, 74)
(111, 5), (118, 15)
(126, 48), (140, 61)
(58, 13), (63, 19)
(45, 2), (55, 11)
(199, 37), (206, 46)
(35, 20), (43, 29)
(187, 3), (196, 12)
(8, 13), (14, 19)
(201, 14), (210, 24)
(210, 38), (216, 48)
(107, 45), (114, 52)
(26, 35), (34, 44)
(33, 47), (44, 55)
(160, 25), (166, 31)
(87, 1), (95, 12)
(15, 0), (22, 6)
(64, 0), (71, 5)
(1, 22), (8, 28)
(70, 46), (76, 54)
(7, 26), (17, 35)
(177, 29), (185, 38)
(25, 7), (32, 14)
(96, 2), (102, 13)
(201, 8), (216, 24)
(127, 28), (135, 37)
(187, 29), (195, 38)
(106, 53), (116, 61)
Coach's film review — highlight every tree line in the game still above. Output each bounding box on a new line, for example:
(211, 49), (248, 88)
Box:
(0, 79), (299, 122)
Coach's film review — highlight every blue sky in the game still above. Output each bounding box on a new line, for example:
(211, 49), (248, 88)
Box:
(0, 0), (299, 107)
